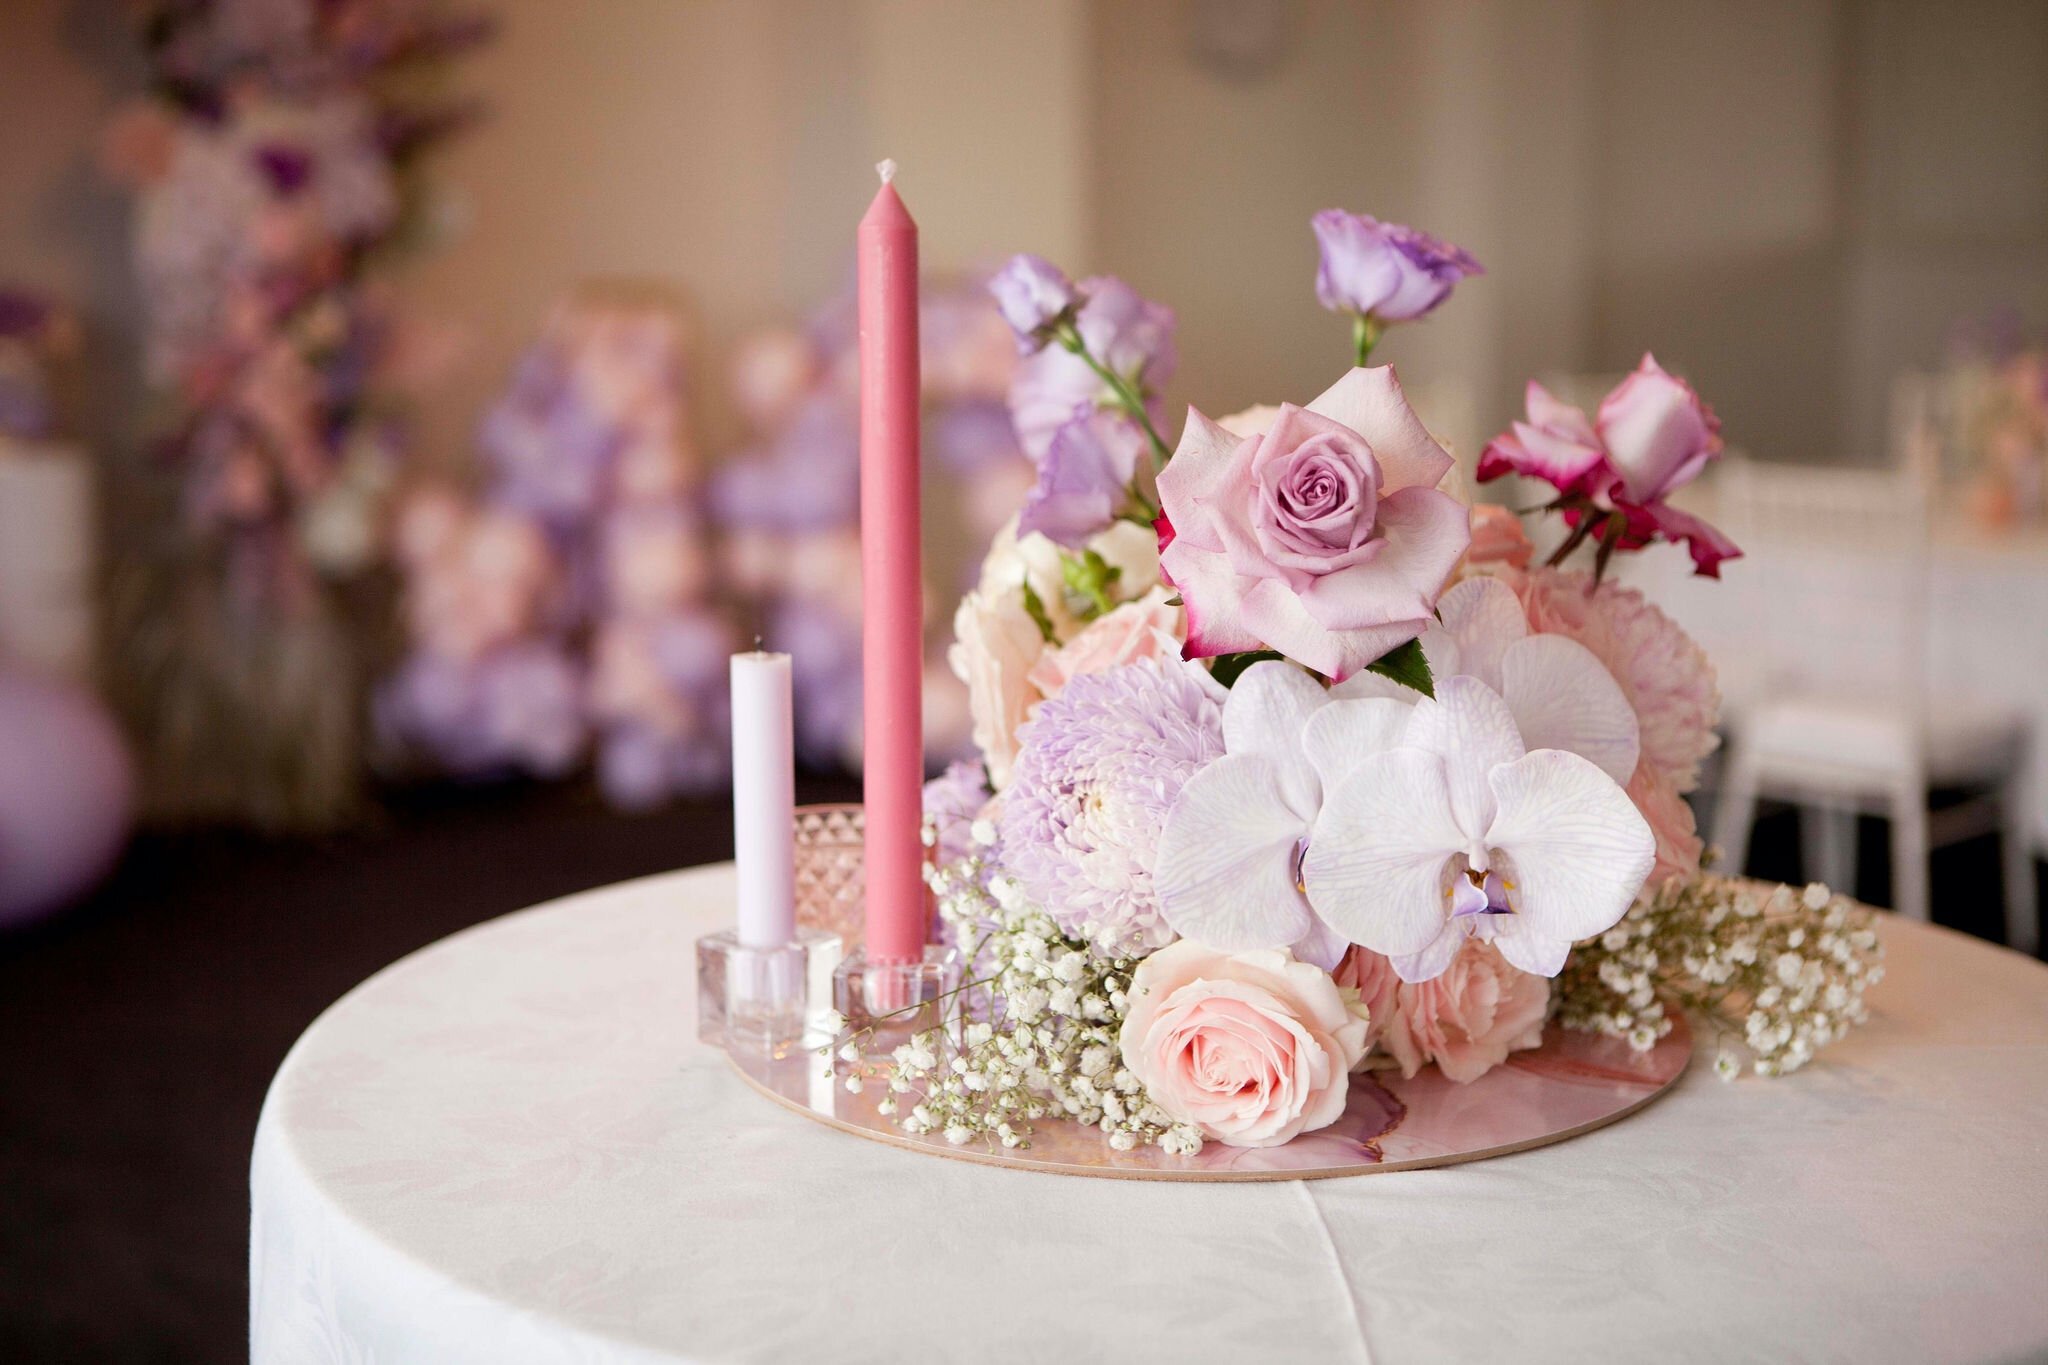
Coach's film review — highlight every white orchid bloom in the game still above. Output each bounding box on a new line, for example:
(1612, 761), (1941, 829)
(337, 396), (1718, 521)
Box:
(1304, 675), (1655, 982)
(1331, 575), (1640, 785)
(1154, 662), (1411, 969)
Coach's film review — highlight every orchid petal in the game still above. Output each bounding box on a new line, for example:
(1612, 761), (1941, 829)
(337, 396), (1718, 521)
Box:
(1484, 748), (1655, 950)
(1302, 748), (1462, 959)
(1292, 917), (1351, 972)
(1221, 661), (1329, 819)
(1487, 918), (1573, 977)
(1390, 920), (1468, 984)
(1156, 754), (1314, 950)
(1302, 697), (1413, 794)
(1399, 676), (1524, 844)
(1303, 367), (1454, 493)
(1328, 668), (1424, 703)
(1431, 576), (1528, 693)
(1498, 634), (1640, 785)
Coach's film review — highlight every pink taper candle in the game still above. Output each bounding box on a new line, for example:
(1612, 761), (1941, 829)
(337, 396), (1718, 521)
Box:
(858, 159), (927, 964)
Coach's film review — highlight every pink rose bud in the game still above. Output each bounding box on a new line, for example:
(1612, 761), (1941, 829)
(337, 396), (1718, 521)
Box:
(1596, 354), (1723, 504)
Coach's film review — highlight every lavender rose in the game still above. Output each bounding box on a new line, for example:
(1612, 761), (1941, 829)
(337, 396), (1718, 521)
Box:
(1312, 209), (1483, 324)
(1157, 368), (1471, 682)
(988, 254), (1083, 354)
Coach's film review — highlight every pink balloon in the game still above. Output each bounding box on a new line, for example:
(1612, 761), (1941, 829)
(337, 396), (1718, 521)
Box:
(0, 668), (133, 927)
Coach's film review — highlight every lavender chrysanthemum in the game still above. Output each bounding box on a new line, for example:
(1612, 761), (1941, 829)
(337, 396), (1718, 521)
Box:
(999, 660), (1225, 957)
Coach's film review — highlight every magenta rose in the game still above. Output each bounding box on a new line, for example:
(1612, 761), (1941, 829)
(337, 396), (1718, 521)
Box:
(1120, 941), (1370, 1148)
(1156, 367), (1471, 681)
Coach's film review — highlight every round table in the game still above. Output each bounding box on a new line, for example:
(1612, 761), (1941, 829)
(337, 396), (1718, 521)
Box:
(251, 865), (2048, 1363)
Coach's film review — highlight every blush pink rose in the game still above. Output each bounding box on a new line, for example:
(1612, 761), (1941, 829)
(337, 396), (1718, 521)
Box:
(1025, 585), (1182, 701)
(1380, 940), (1550, 1084)
(1332, 945), (1402, 1056)
(1120, 941), (1370, 1148)
(1157, 368), (1470, 682)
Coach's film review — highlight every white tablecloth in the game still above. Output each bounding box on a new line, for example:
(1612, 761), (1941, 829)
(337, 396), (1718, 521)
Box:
(250, 864), (2048, 1364)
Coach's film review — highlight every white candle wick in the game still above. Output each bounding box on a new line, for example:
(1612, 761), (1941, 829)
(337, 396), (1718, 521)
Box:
(876, 157), (897, 185)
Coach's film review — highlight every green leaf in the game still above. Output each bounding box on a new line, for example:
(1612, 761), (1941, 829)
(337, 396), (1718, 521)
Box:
(1019, 575), (1058, 644)
(1059, 547), (1120, 618)
(1364, 638), (1433, 698)
(1208, 650), (1283, 689)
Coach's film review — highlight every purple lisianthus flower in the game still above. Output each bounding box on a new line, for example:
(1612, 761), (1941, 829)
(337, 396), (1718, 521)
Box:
(988, 254), (1083, 353)
(1009, 276), (1176, 459)
(1312, 209), (1482, 323)
(1016, 409), (1145, 548)
(923, 758), (993, 865)
(999, 658), (1225, 957)
(478, 347), (620, 525)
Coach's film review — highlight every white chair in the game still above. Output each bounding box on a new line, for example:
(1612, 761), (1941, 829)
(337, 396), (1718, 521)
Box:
(1710, 457), (2037, 952)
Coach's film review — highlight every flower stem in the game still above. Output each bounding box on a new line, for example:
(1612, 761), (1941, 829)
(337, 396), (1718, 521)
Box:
(1545, 512), (1597, 568)
(1057, 323), (1172, 474)
(1352, 313), (1383, 368)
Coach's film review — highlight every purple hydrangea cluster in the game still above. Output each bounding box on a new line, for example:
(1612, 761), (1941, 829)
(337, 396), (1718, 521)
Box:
(998, 659), (1225, 957)
(380, 295), (734, 810)
(713, 277), (1031, 772)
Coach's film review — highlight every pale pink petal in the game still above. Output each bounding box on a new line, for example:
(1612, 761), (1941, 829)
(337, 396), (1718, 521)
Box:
(1432, 575), (1528, 693)
(1399, 676), (1525, 842)
(1162, 537), (1265, 658)
(1293, 485), (1467, 633)
(1524, 381), (1597, 443)
(1238, 578), (1423, 681)
(1498, 634), (1640, 785)
(1301, 696), (1413, 794)
(1221, 661), (1329, 818)
(1157, 754), (1314, 950)
(1302, 749), (1463, 959)
(1484, 748), (1655, 952)
(1156, 408), (1246, 524)
(1303, 367), (1454, 493)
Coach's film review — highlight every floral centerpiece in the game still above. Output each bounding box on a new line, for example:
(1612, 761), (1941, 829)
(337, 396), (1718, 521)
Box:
(842, 210), (1883, 1156)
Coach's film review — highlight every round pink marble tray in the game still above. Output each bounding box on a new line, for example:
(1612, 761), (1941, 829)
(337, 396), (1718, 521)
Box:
(728, 1012), (1692, 1181)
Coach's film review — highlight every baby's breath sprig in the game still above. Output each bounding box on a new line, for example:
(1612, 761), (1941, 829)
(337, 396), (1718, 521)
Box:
(1557, 874), (1884, 1080)
(839, 823), (1203, 1156)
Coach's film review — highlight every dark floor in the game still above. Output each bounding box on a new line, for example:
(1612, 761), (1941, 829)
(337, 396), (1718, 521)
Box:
(0, 783), (2037, 1362)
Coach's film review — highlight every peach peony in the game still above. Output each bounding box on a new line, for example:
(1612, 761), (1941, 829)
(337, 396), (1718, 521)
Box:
(1379, 940), (1550, 1083)
(1121, 942), (1370, 1148)
(1460, 503), (1533, 574)
(1332, 944), (1402, 1056)
(1628, 761), (1705, 887)
(1513, 566), (1719, 793)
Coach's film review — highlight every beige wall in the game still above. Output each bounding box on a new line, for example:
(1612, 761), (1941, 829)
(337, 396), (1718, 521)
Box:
(3, 0), (2046, 484)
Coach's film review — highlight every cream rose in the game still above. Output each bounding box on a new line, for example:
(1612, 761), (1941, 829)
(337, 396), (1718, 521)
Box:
(947, 587), (1045, 790)
(1380, 940), (1549, 1084)
(1119, 941), (1370, 1148)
